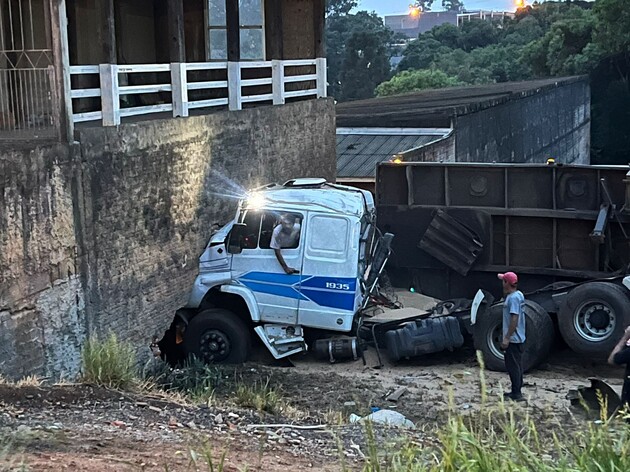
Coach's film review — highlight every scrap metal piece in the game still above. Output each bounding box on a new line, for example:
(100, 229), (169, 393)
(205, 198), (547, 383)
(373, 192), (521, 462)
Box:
(418, 210), (483, 276)
(589, 204), (611, 244)
(566, 378), (621, 418)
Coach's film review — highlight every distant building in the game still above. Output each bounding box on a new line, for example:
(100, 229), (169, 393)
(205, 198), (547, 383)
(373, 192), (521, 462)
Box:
(385, 10), (515, 39)
(458, 10), (515, 25)
(385, 11), (458, 38)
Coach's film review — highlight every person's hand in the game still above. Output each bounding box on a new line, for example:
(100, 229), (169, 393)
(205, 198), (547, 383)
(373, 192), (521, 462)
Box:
(500, 337), (510, 350)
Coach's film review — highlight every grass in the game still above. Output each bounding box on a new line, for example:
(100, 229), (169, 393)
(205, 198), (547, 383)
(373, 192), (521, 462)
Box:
(81, 333), (137, 389)
(144, 356), (221, 403)
(357, 350), (630, 472)
(234, 378), (285, 415)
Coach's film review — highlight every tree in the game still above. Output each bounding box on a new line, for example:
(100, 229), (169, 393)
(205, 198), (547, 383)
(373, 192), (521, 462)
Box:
(458, 19), (501, 51)
(430, 23), (461, 49)
(397, 38), (452, 71)
(376, 69), (461, 96)
(593, 0), (630, 58)
(442, 0), (464, 13)
(326, 0), (357, 16)
(326, 11), (394, 101)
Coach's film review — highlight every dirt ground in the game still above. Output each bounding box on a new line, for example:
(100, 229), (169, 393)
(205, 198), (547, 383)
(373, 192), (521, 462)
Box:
(1, 288), (625, 471)
(1, 345), (625, 471)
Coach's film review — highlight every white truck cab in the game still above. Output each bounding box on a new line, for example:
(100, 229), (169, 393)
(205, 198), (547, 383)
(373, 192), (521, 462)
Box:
(164, 178), (380, 363)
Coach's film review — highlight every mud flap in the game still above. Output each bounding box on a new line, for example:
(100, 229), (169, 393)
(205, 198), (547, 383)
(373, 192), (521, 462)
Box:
(567, 378), (622, 418)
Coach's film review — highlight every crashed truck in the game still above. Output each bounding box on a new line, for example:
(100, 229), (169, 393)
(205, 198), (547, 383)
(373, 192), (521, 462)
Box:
(158, 164), (630, 372)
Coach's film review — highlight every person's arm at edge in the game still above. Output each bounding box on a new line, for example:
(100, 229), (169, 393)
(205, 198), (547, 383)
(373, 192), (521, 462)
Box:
(608, 326), (630, 365)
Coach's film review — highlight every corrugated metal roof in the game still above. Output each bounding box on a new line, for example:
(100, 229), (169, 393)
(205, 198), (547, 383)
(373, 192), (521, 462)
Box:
(337, 129), (447, 178)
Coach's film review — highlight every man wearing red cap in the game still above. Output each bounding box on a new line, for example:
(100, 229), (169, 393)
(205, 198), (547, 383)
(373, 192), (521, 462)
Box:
(498, 271), (526, 401)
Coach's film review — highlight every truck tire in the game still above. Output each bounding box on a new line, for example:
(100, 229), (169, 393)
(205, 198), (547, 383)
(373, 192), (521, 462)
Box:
(474, 301), (554, 372)
(183, 308), (250, 364)
(558, 282), (630, 356)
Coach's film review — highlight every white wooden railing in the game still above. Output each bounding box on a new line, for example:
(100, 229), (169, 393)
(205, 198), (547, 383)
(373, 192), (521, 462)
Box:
(69, 58), (326, 126)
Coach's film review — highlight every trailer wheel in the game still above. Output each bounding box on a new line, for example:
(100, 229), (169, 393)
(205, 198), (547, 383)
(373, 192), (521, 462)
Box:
(183, 309), (250, 364)
(558, 282), (630, 356)
(474, 301), (554, 372)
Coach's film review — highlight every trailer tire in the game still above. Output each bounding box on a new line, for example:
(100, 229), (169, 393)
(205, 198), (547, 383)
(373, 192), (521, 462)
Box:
(558, 282), (630, 356)
(183, 309), (250, 364)
(474, 300), (554, 372)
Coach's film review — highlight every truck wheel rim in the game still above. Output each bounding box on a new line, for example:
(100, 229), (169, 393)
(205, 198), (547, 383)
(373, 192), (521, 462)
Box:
(487, 322), (505, 361)
(200, 329), (231, 362)
(574, 301), (616, 342)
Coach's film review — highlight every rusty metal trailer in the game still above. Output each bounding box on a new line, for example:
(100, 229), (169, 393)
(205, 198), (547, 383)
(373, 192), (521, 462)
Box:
(376, 162), (630, 370)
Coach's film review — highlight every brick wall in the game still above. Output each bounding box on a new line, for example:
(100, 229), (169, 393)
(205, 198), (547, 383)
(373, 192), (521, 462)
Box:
(0, 98), (336, 379)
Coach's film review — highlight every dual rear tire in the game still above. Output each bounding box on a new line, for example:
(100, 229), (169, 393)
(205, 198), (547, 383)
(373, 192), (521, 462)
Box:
(474, 300), (554, 372)
(474, 282), (630, 371)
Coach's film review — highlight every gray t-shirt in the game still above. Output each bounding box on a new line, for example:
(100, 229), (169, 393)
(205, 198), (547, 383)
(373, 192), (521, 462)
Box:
(270, 223), (300, 250)
(503, 290), (526, 343)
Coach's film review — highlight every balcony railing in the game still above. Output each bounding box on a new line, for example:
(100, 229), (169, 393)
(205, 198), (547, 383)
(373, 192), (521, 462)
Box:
(69, 58), (327, 126)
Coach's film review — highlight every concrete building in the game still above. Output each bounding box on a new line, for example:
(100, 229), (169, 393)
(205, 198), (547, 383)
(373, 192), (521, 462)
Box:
(385, 11), (458, 38)
(336, 77), (591, 191)
(385, 10), (515, 39)
(0, 0), (335, 379)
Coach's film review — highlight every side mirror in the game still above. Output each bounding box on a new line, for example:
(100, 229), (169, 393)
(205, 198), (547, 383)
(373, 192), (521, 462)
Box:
(227, 223), (247, 254)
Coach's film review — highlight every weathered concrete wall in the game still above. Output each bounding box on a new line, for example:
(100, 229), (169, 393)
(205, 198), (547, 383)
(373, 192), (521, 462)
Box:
(400, 133), (456, 163)
(77, 98), (335, 360)
(0, 98), (335, 379)
(0, 144), (86, 380)
(455, 78), (590, 164)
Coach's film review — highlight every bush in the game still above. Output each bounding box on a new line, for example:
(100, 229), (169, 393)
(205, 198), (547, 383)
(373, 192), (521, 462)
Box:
(81, 334), (137, 389)
(376, 70), (461, 97)
(234, 378), (285, 414)
(146, 356), (221, 402)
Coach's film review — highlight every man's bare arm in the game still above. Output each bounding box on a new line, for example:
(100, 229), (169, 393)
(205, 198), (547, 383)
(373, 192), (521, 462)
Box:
(274, 249), (298, 274)
(505, 314), (519, 339)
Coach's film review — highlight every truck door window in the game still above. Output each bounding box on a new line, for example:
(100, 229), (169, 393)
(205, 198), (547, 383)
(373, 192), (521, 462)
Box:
(238, 210), (262, 249)
(259, 211), (303, 249)
(308, 215), (348, 256)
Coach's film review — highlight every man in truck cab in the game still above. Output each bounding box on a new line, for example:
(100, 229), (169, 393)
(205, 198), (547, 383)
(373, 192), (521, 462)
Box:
(499, 271), (526, 401)
(271, 213), (301, 274)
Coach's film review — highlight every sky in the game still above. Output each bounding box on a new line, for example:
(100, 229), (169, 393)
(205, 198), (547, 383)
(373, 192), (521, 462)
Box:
(356, 0), (520, 16)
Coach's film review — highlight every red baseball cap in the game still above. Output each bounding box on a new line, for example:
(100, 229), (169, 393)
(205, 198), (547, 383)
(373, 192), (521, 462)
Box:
(498, 272), (518, 285)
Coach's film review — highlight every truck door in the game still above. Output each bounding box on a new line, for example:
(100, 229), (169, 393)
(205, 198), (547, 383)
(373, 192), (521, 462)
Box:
(230, 209), (305, 325)
(298, 213), (359, 331)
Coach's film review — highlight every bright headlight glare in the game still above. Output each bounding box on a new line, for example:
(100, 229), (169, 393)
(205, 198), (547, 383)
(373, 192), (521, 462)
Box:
(248, 192), (266, 209)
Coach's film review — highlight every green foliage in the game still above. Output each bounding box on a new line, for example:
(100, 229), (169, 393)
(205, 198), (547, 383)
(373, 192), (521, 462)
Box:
(81, 334), (137, 389)
(593, 0), (630, 55)
(146, 356), (221, 401)
(325, 0), (357, 17)
(376, 70), (461, 97)
(326, 10), (395, 101)
(234, 378), (285, 414)
(357, 358), (630, 472)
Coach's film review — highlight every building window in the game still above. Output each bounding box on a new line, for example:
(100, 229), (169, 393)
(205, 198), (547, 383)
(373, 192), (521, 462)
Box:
(207, 0), (265, 61)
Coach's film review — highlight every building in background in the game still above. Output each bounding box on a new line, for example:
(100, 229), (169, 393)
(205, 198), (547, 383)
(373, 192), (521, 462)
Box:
(385, 10), (515, 39)
(336, 77), (590, 192)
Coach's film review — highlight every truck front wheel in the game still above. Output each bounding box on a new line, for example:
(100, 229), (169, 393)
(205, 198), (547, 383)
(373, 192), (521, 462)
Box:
(183, 309), (251, 364)
(474, 300), (554, 372)
(558, 282), (630, 357)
